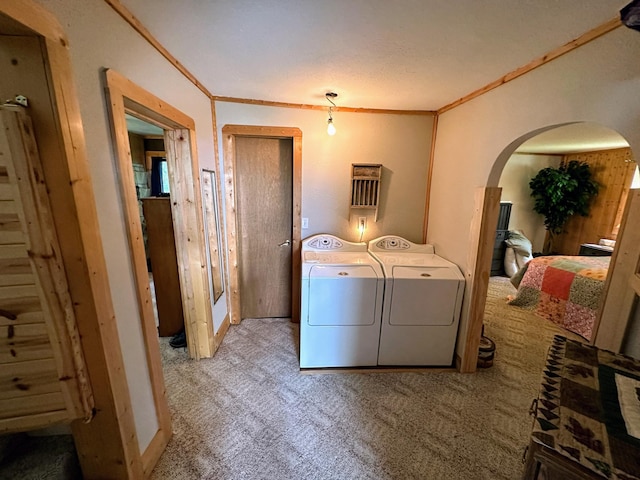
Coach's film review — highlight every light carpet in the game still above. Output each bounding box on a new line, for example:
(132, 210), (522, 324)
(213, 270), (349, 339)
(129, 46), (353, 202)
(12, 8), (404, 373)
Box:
(151, 276), (582, 480)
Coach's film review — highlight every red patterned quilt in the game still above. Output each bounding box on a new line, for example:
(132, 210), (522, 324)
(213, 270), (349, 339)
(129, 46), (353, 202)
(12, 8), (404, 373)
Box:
(508, 255), (610, 340)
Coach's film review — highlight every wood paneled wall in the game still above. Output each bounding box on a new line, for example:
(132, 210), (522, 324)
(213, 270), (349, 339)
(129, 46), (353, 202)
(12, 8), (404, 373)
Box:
(127, 132), (145, 165)
(554, 148), (635, 255)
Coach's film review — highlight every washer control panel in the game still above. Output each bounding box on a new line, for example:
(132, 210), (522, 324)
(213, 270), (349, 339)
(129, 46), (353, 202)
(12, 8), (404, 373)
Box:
(307, 235), (343, 250)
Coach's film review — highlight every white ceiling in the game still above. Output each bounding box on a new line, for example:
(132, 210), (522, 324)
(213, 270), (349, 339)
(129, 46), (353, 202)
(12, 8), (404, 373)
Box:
(121, 0), (628, 111)
(125, 113), (164, 136)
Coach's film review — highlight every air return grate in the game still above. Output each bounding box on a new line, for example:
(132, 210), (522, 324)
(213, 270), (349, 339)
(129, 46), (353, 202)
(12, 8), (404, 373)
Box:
(350, 163), (382, 221)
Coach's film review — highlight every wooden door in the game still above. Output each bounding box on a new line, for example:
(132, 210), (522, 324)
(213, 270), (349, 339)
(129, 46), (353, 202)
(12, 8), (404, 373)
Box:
(235, 137), (293, 319)
(0, 106), (93, 432)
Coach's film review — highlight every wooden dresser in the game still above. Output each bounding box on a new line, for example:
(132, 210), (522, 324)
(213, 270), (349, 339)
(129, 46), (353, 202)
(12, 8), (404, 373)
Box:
(523, 336), (640, 479)
(142, 197), (184, 337)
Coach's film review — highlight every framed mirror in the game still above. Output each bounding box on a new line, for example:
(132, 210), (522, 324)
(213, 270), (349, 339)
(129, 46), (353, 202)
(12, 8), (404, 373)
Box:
(202, 169), (224, 303)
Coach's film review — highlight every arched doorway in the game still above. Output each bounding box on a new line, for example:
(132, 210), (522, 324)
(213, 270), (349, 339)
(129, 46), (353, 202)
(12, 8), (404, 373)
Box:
(462, 122), (639, 372)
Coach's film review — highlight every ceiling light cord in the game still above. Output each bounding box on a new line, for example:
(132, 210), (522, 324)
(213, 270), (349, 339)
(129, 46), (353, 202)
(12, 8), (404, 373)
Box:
(326, 92), (338, 136)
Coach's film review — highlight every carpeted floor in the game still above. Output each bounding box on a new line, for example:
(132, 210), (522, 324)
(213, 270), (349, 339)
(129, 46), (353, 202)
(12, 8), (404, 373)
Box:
(150, 276), (583, 480)
(0, 276), (582, 479)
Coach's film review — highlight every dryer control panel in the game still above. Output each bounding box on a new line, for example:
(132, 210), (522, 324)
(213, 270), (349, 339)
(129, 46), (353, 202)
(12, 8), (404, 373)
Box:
(368, 235), (435, 254)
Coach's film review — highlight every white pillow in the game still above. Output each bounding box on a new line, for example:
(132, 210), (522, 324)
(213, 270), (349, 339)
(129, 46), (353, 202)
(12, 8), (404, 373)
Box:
(504, 247), (519, 278)
(516, 250), (533, 270)
(505, 230), (533, 257)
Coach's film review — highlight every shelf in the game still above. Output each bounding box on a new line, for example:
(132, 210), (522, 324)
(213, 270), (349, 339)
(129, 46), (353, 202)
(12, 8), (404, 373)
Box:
(350, 163), (382, 222)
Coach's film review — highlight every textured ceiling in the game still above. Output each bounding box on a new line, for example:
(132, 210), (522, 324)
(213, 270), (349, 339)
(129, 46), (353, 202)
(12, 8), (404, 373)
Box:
(120, 0), (626, 111)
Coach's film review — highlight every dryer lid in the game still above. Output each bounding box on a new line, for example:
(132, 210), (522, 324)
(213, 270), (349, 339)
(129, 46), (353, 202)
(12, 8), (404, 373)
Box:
(309, 265), (379, 279)
(391, 265), (462, 280)
(372, 252), (453, 268)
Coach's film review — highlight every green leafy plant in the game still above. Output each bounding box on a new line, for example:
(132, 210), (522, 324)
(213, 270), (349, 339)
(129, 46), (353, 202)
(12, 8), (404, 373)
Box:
(529, 160), (599, 253)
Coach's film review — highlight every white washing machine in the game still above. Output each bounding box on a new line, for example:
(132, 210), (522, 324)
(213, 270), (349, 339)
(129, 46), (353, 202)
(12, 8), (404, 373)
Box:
(300, 234), (384, 368)
(368, 235), (465, 366)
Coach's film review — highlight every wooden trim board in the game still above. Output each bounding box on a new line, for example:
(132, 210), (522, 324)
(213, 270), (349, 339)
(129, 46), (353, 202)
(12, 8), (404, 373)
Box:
(459, 187), (502, 373)
(104, 0), (213, 98)
(141, 427), (169, 477)
(221, 125), (303, 324)
(214, 96), (435, 115)
(594, 190), (640, 351)
(422, 113), (438, 242)
(0, 0), (66, 41)
(209, 100), (232, 329)
(438, 16), (623, 114)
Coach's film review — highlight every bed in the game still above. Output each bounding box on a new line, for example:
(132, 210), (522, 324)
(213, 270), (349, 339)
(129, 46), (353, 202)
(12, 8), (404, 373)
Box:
(508, 255), (610, 340)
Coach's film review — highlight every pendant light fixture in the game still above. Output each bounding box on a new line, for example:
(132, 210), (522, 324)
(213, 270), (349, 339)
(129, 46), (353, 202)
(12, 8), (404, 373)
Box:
(326, 92), (337, 136)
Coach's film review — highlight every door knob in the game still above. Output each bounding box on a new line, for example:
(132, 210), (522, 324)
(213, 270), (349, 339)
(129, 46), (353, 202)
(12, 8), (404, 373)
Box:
(279, 240), (291, 247)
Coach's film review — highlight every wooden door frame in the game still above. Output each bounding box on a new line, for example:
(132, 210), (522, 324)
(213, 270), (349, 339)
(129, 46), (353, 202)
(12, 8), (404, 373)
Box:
(594, 189), (640, 350)
(104, 69), (221, 471)
(105, 69), (219, 359)
(221, 125), (302, 324)
(0, 1), (143, 477)
(458, 187), (502, 373)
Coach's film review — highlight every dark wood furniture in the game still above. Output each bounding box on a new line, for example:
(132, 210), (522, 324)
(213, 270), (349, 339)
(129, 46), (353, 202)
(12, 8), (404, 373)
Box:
(579, 243), (614, 257)
(523, 336), (640, 480)
(142, 197), (184, 337)
(490, 201), (512, 276)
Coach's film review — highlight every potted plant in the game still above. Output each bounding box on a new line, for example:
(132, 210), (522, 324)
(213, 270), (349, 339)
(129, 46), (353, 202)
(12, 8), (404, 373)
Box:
(529, 160), (599, 254)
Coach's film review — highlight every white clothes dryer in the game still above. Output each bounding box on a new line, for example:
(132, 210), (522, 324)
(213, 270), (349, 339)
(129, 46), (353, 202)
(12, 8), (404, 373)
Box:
(368, 235), (465, 366)
(300, 234), (384, 368)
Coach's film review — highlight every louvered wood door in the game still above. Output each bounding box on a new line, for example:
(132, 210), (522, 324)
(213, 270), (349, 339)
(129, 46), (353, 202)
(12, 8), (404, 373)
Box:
(0, 106), (93, 433)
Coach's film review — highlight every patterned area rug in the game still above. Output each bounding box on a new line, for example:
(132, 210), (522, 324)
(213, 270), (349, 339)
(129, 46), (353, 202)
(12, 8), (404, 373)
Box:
(151, 276), (583, 480)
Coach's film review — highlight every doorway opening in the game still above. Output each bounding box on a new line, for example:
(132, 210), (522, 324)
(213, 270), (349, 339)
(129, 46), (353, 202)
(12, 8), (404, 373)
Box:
(124, 114), (188, 347)
(463, 122), (638, 372)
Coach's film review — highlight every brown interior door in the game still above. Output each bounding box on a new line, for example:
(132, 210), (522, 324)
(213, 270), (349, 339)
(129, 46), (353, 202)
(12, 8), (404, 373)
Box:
(235, 137), (293, 319)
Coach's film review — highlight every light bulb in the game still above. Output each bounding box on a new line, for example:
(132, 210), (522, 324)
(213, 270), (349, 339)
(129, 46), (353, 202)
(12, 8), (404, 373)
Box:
(327, 119), (336, 136)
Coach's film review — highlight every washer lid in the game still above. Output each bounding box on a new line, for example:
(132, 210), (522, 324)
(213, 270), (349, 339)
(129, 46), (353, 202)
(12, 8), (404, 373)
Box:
(391, 265), (462, 280)
(309, 265), (379, 279)
(304, 251), (376, 265)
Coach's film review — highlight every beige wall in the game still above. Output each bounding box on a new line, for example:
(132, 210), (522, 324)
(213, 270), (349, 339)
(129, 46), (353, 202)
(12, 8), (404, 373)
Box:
(37, 0), (223, 452)
(215, 102), (434, 243)
(498, 153), (561, 252)
(429, 27), (640, 359)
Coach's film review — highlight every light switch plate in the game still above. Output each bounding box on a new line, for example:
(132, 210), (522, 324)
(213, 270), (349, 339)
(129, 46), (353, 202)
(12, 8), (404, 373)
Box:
(302, 217), (309, 229)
